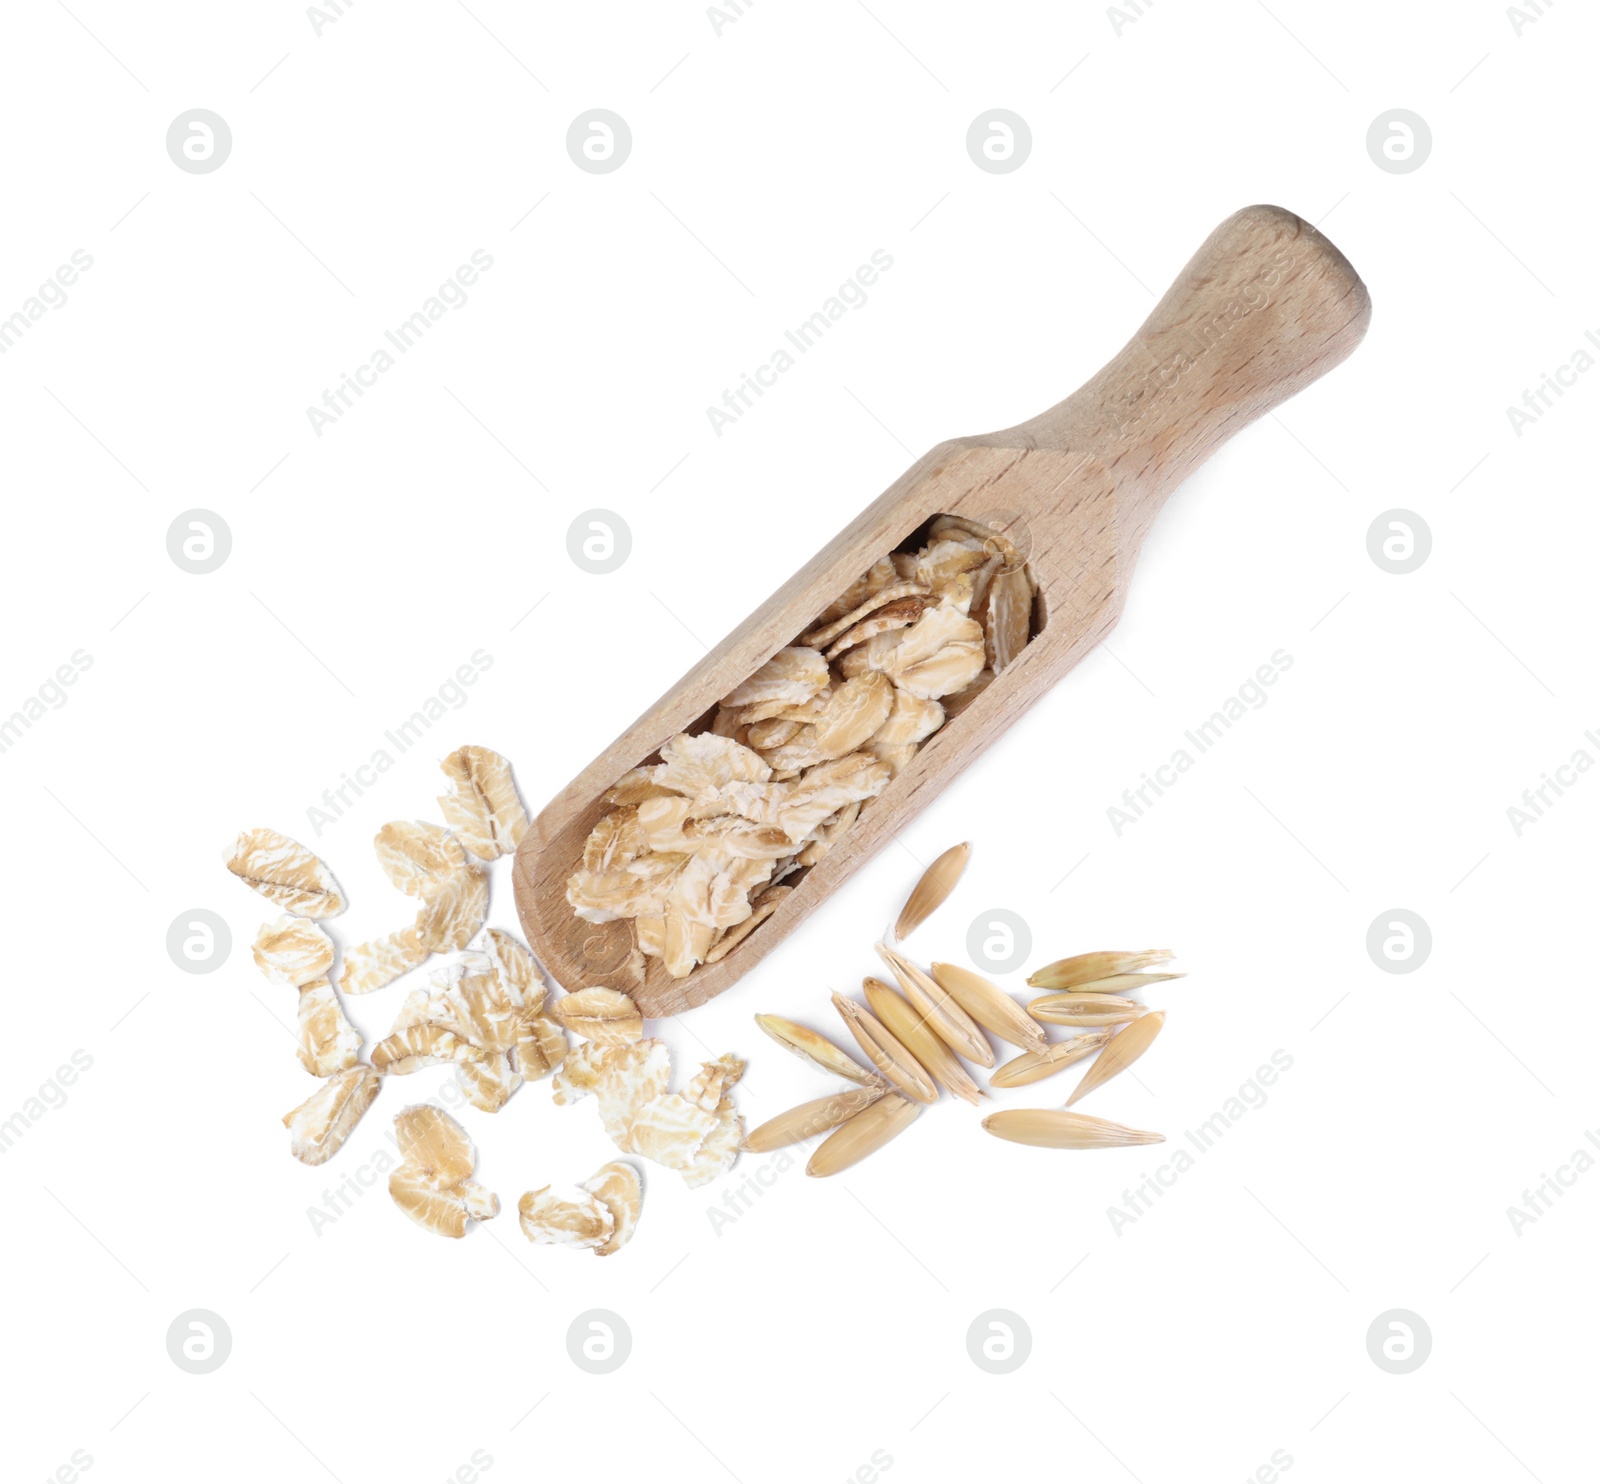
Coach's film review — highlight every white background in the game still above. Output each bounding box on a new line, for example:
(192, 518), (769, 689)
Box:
(4, 2), (1596, 1481)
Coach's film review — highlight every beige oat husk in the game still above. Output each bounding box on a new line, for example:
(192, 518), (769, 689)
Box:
(831, 994), (937, 1104)
(982, 1109), (1164, 1149)
(875, 943), (993, 1067)
(743, 1087), (885, 1152)
(893, 843), (969, 940)
(1027, 993), (1150, 1028)
(861, 978), (984, 1106)
(1027, 950), (1175, 990)
(930, 961), (1047, 1053)
(806, 1094), (921, 1176)
(754, 1014), (882, 1090)
(990, 1031), (1114, 1088)
(1064, 1009), (1167, 1108)
(1066, 972), (1185, 995)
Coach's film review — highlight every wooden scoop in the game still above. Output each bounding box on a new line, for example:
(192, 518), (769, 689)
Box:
(515, 204), (1370, 1017)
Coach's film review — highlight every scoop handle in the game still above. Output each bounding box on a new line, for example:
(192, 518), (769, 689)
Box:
(1005, 204), (1370, 546)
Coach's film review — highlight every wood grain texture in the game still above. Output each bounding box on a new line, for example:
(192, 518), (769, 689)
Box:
(514, 204), (1371, 1017)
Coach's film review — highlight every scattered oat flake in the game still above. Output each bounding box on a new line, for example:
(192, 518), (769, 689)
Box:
(554, 987), (643, 1043)
(683, 1085), (744, 1187)
(283, 1066), (379, 1166)
(253, 916), (335, 987)
(339, 927), (427, 996)
(456, 1051), (522, 1112)
(415, 865), (488, 953)
(553, 1039), (742, 1188)
(625, 1089), (720, 1170)
(388, 1104), (497, 1238)
(482, 927), (544, 1011)
(553, 1039), (673, 1148)
(437, 745), (528, 859)
(295, 979), (362, 1077)
(518, 1184), (614, 1250)
(374, 820), (466, 897)
(371, 1021), (487, 1076)
(583, 1162), (642, 1256)
(516, 1012), (568, 1080)
(224, 828), (345, 918)
(393, 1100), (480, 1196)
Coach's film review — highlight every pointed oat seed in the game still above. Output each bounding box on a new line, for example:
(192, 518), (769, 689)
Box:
(989, 1031), (1113, 1088)
(875, 943), (993, 1067)
(982, 1109), (1165, 1149)
(862, 977), (985, 1106)
(743, 1087), (885, 1152)
(755, 1013), (883, 1090)
(894, 843), (969, 940)
(831, 994), (938, 1104)
(1064, 1009), (1167, 1107)
(1027, 950), (1175, 991)
(930, 961), (1048, 1053)
(1027, 993), (1149, 1027)
(1065, 972), (1184, 995)
(807, 1094), (921, 1176)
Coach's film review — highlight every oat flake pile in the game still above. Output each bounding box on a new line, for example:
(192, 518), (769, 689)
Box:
(566, 514), (1040, 978)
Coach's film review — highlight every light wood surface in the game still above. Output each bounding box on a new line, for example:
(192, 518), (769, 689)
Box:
(514, 204), (1371, 1017)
